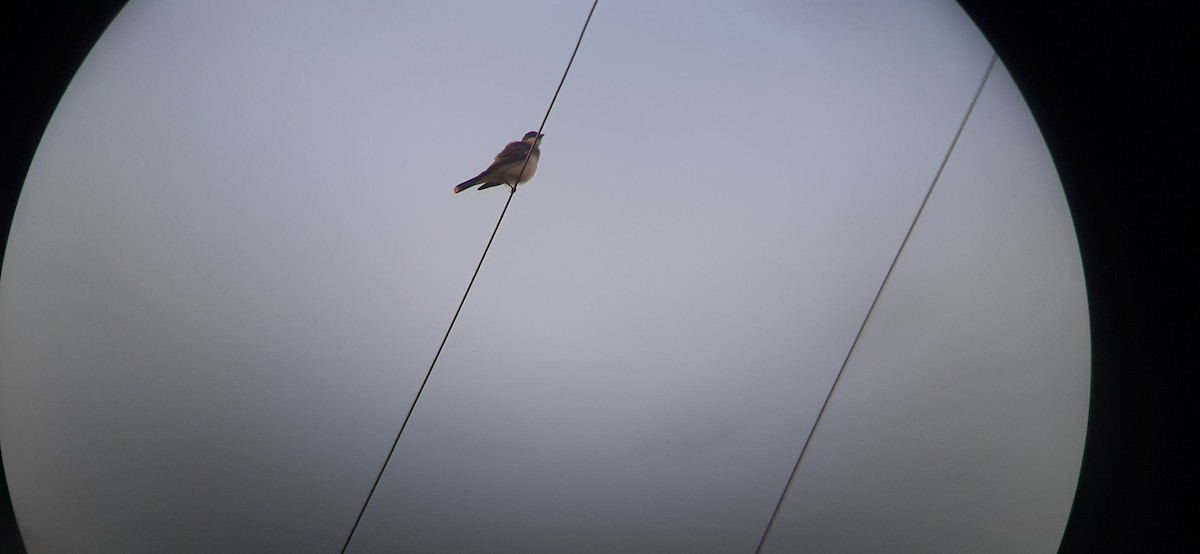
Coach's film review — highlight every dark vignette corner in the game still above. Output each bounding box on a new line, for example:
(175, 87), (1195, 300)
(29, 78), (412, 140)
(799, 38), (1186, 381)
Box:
(1, 2), (129, 552)
(957, 2), (1195, 552)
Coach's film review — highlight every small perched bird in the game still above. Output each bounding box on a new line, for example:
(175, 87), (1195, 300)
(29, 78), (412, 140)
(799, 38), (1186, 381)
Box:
(454, 131), (544, 193)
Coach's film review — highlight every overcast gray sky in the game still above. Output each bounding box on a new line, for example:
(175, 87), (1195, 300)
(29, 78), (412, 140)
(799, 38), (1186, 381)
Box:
(1, 1), (1088, 552)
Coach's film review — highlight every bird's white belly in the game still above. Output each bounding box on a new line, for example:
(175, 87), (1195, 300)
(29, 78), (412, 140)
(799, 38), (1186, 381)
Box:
(503, 153), (539, 184)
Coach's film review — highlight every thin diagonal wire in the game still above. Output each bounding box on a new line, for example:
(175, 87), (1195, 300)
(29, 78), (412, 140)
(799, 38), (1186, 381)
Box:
(753, 53), (998, 554)
(338, 3), (599, 552)
(338, 188), (515, 554)
(511, 0), (599, 183)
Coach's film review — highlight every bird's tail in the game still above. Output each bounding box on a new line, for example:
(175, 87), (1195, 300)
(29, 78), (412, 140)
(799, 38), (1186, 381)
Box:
(453, 175), (482, 194)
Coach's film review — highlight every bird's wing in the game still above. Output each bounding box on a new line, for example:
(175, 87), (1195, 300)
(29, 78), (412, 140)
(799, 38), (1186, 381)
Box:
(493, 141), (532, 164)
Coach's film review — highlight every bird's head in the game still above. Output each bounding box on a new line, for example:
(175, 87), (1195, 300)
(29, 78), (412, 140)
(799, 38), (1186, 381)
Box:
(523, 131), (544, 145)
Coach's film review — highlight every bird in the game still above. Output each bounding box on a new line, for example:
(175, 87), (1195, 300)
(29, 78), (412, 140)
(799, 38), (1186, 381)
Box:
(453, 131), (544, 193)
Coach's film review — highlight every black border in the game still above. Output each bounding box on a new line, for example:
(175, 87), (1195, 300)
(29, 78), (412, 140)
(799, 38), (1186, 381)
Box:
(2, 5), (131, 551)
(1, 2), (1192, 552)
(957, 3), (1194, 551)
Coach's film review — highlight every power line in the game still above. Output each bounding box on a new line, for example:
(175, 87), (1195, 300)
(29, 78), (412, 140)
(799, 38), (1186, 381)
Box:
(338, 2), (599, 552)
(753, 53), (998, 554)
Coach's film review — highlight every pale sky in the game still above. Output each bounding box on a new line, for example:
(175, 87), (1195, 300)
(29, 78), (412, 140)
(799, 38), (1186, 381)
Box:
(0, 1), (1089, 552)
